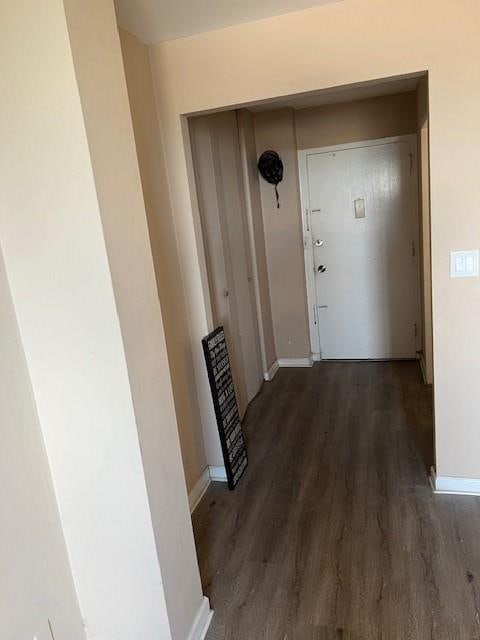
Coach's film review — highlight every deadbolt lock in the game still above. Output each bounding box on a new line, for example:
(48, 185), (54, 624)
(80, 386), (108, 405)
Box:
(317, 265), (326, 273)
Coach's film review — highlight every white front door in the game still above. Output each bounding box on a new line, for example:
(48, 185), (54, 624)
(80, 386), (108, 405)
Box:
(300, 137), (421, 360)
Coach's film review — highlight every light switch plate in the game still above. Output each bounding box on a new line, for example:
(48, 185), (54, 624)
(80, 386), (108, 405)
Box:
(450, 250), (479, 278)
(354, 197), (366, 219)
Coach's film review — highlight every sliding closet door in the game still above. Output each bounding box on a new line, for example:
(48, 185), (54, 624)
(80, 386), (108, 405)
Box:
(190, 112), (263, 416)
(212, 112), (263, 406)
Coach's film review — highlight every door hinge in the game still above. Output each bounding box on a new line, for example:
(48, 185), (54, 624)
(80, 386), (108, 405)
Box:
(414, 323), (418, 338)
(313, 304), (317, 326)
(409, 152), (413, 174)
(411, 241), (416, 257)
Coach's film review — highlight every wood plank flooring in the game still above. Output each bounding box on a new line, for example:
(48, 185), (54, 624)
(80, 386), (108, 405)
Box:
(193, 362), (480, 639)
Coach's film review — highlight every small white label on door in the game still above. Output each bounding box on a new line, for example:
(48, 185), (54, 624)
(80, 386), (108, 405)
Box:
(354, 198), (366, 219)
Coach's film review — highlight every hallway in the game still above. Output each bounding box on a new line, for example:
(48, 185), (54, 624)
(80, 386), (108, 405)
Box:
(193, 362), (480, 639)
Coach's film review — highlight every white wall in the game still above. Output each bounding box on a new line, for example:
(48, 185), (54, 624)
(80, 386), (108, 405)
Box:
(0, 246), (85, 640)
(147, 0), (480, 480)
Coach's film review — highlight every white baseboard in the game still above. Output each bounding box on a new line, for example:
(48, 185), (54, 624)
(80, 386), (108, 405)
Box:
(312, 353), (322, 362)
(430, 467), (480, 496)
(278, 357), (313, 368)
(185, 596), (213, 640)
(189, 466), (228, 514)
(264, 357), (314, 379)
(264, 360), (279, 381)
(188, 467), (211, 513)
(209, 465), (228, 482)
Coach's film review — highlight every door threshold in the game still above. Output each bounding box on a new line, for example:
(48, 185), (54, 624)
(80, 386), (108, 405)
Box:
(318, 358), (418, 362)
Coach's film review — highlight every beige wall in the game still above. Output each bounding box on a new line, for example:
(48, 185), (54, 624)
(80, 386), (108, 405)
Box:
(1, 1), (208, 638)
(148, 0), (480, 480)
(254, 109), (311, 359)
(0, 0), (170, 635)
(295, 91), (417, 149)
(120, 28), (208, 493)
(64, 2), (206, 637)
(120, 49), (225, 483)
(0, 246), (85, 640)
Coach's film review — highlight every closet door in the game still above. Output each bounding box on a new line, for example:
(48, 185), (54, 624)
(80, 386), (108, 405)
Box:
(213, 112), (263, 407)
(190, 112), (263, 416)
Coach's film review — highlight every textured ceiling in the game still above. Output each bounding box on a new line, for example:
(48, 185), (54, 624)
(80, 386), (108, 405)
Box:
(115, 0), (342, 44)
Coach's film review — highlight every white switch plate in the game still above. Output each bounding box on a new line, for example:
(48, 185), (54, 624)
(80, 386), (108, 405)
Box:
(354, 197), (366, 219)
(450, 250), (479, 278)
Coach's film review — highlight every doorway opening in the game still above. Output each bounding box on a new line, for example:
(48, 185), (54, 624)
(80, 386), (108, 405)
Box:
(187, 71), (433, 425)
(186, 71), (435, 635)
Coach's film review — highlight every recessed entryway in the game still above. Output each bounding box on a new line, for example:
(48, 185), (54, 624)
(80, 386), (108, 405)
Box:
(188, 73), (433, 430)
(185, 74), (438, 637)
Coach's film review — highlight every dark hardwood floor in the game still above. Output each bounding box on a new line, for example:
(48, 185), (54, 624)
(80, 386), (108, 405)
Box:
(193, 362), (480, 639)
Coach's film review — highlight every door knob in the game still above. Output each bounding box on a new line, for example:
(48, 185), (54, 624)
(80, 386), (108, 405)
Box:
(317, 265), (326, 273)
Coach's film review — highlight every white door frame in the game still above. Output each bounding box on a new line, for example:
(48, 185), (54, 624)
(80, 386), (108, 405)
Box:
(298, 134), (420, 360)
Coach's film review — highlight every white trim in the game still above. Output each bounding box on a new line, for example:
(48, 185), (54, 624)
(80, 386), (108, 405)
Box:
(298, 135), (417, 157)
(430, 467), (480, 496)
(298, 134), (420, 362)
(264, 360), (279, 381)
(189, 467), (211, 513)
(209, 465), (228, 482)
(278, 357), (313, 368)
(185, 596), (213, 640)
(298, 153), (321, 356)
(189, 466), (228, 514)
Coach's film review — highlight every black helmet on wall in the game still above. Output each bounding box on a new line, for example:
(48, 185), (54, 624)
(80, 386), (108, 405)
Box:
(258, 150), (283, 208)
